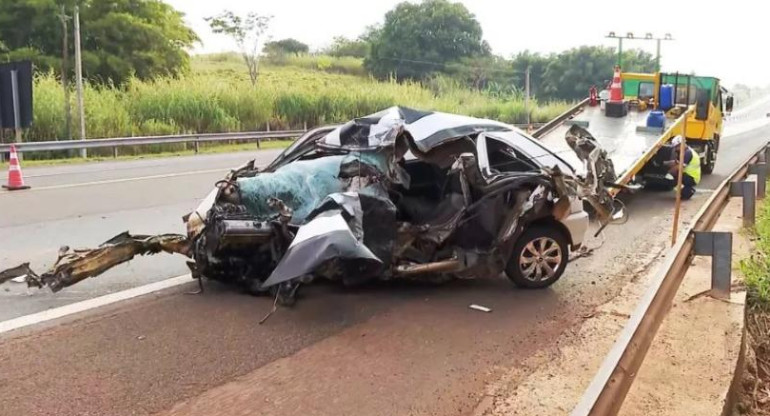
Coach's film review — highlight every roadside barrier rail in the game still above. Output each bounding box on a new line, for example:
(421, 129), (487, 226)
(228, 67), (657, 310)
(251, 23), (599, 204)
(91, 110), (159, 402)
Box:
(0, 130), (307, 161)
(0, 122), (548, 162)
(571, 141), (770, 416)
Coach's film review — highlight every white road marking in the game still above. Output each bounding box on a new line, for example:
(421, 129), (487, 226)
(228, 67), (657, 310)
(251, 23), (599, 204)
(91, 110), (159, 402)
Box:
(0, 168), (225, 194)
(0, 274), (193, 335)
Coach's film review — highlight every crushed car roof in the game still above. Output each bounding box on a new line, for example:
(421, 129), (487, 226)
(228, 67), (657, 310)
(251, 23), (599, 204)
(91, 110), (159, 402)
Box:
(322, 106), (512, 152)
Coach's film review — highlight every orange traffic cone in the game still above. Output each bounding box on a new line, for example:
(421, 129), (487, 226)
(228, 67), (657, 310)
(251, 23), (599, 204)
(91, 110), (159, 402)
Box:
(3, 145), (30, 190)
(609, 66), (623, 102)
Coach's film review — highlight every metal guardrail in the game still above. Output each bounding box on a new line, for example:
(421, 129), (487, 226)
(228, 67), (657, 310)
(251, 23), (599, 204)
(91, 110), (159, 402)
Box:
(0, 121), (548, 162)
(571, 141), (770, 416)
(532, 97), (590, 139)
(0, 130), (307, 161)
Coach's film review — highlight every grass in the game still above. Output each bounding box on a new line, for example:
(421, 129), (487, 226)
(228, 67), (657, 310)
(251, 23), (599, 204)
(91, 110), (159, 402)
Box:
(0, 140), (293, 170)
(264, 53), (367, 77)
(740, 182), (770, 307)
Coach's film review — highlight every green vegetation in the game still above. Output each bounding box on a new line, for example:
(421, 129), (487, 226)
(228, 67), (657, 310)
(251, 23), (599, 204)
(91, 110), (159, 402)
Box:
(359, 0), (656, 101)
(0, 0), (197, 84)
(738, 183), (770, 416)
(263, 53), (367, 77)
(265, 38), (310, 56)
(740, 186), (770, 307)
(25, 53), (569, 145)
(205, 10), (271, 87)
(365, 0), (489, 80)
(324, 36), (369, 59)
(7, 0), (635, 164)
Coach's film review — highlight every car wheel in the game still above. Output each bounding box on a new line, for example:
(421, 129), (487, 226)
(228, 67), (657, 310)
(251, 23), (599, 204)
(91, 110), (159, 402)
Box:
(505, 225), (568, 289)
(702, 143), (716, 175)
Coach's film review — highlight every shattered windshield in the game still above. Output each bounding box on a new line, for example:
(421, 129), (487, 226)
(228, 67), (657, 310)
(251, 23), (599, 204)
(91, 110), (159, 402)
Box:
(239, 152), (391, 225)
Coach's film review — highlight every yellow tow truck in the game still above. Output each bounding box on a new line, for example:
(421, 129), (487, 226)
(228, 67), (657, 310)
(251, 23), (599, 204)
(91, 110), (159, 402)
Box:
(535, 70), (731, 195)
(621, 71), (728, 174)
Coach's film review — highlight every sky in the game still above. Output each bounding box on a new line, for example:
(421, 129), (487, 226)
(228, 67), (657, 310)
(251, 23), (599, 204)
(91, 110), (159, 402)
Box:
(166, 0), (767, 88)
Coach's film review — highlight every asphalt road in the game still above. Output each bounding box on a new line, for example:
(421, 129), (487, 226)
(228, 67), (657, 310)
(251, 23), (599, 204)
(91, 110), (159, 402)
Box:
(0, 115), (768, 416)
(0, 151), (282, 319)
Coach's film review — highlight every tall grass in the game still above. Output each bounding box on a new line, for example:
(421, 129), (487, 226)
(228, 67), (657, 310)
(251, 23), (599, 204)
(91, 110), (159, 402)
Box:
(25, 63), (570, 144)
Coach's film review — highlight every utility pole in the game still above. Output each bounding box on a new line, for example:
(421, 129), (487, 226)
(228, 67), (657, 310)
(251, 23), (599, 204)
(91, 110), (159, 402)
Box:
(525, 66), (531, 126)
(58, 7), (72, 141)
(11, 69), (21, 143)
(74, 5), (86, 157)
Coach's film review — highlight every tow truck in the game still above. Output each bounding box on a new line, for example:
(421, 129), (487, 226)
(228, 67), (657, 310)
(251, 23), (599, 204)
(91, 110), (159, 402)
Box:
(533, 70), (730, 194)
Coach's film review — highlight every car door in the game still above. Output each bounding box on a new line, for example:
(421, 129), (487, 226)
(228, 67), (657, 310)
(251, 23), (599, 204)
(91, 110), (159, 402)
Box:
(475, 132), (544, 180)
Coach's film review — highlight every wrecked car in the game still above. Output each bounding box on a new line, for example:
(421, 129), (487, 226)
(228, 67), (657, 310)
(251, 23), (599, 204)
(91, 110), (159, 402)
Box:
(1, 108), (619, 305)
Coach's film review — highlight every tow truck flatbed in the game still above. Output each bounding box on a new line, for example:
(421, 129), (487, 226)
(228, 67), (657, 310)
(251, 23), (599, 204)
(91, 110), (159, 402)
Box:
(534, 102), (692, 197)
(531, 71), (726, 196)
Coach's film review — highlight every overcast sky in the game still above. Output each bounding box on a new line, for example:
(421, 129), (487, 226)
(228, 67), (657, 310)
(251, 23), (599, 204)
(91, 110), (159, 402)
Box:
(166, 0), (765, 88)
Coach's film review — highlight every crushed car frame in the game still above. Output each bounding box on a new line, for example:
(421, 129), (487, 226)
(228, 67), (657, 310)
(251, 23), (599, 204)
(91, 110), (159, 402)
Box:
(1, 107), (620, 305)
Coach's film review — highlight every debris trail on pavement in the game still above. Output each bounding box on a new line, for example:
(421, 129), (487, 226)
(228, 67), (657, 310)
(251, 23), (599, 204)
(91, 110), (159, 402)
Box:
(0, 232), (190, 292)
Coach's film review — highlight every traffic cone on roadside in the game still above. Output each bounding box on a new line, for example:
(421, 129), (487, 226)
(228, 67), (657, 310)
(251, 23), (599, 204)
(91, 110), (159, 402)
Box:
(609, 66), (623, 102)
(3, 145), (30, 190)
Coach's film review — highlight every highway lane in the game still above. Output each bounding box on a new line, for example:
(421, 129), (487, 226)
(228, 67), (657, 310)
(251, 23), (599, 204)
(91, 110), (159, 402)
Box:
(8, 149), (282, 188)
(0, 118), (763, 320)
(0, 116), (768, 416)
(0, 149), (282, 320)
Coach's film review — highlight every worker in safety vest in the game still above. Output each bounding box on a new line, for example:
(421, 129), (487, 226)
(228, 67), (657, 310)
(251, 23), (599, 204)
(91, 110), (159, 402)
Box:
(663, 135), (701, 200)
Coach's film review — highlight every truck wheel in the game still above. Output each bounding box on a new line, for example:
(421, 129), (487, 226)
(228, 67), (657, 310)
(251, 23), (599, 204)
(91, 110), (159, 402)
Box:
(506, 225), (568, 289)
(702, 143), (716, 174)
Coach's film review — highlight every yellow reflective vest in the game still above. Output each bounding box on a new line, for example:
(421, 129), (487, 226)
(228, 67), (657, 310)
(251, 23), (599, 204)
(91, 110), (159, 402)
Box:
(683, 148), (701, 185)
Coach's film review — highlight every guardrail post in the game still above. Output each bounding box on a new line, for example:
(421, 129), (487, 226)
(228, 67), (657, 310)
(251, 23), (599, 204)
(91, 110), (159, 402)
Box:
(80, 148), (87, 159)
(194, 140), (199, 154)
(730, 181), (756, 227)
(112, 146), (118, 159)
(693, 231), (733, 300)
(750, 162), (767, 199)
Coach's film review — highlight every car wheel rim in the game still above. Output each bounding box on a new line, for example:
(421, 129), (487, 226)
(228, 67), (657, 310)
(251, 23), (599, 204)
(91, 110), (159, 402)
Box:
(519, 237), (562, 282)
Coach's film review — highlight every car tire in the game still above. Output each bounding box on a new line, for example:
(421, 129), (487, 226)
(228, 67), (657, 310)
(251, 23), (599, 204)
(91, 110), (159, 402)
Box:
(505, 225), (569, 289)
(702, 143), (716, 175)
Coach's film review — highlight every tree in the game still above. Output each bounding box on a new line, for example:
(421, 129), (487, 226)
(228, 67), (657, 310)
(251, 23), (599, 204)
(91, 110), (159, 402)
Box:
(206, 10), (272, 86)
(265, 38), (309, 56)
(325, 36), (368, 58)
(510, 51), (550, 98)
(445, 55), (514, 92)
(365, 0), (490, 80)
(0, 0), (198, 84)
(538, 46), (656, 101)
